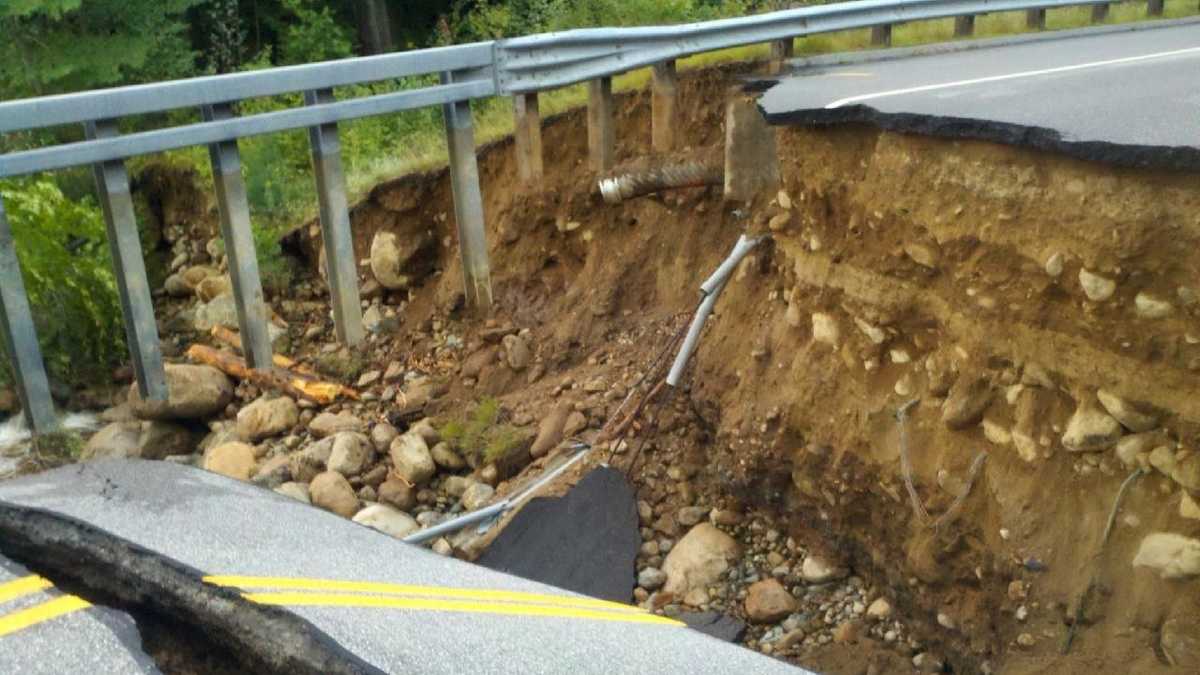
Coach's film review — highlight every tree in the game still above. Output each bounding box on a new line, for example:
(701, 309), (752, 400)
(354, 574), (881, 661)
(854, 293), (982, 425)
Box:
(0, 0), (200, 98)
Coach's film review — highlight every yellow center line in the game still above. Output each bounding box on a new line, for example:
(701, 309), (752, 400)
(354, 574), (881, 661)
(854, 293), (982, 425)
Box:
(243, 591), (683, 626)
(0, 595), (91, 638)
(203, 575), (644, 614)
(0, 576), (54, 605)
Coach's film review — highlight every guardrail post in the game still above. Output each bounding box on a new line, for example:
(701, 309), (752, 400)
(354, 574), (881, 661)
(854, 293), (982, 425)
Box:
(1026, 8), (1046, 29)
(0, 198), (58, 434)
(441, 71), (494, 314)
(304, 88), (365, 346)
(1148, 0), (1164, 15)
(871, 24), (892, 47)
(651, 60), (679, 153)
(85, 119), (168, 403)
(954, 16), (975, 36)
(768, 39), (794, 75)
(513, 93), (543, 187)
(1092, 3), (1110, 21)
(587, 76), (615, 172)
(201, 103), (273, 369)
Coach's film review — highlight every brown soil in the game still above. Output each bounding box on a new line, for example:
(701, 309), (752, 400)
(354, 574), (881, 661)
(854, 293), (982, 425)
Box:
(261, 60), (1198, 674)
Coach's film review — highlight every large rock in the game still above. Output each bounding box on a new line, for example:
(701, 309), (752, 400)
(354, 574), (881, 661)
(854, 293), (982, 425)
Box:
(1062, 400), (1123, 452)
(370, 422), (399, 452)
(308, 411), (365, 438)
(662, 523), (741, 598)
(81, 422), (141, 460)
(203, 442), (257, 481)
(1133, 533), (1200, 579)
(1096, 390), (1157, 433)
(310, 471), (360, 518)
(530, 404), (569, 458)
(237, 396), (298, 441)
(389, 433), (436, 485)
(352, 504), (419, 539)
(744, 578), (798, 624)
(370, 230), (428, 290)
(461, 482), (495, 511)
(129, 364), (233, 421)
(327, 432), (374, 476)
(192, 294), (239, 332)
(137, 420), (197, 459)
(502, 334), (531, 371)
(941, 375), (992, 430)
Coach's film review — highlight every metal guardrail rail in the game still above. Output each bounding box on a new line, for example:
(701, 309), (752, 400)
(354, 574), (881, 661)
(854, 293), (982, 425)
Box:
(0, 0), (1155, 434)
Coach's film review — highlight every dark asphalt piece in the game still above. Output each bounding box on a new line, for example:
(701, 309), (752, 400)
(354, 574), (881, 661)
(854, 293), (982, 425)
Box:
(759, 20), (1200, 170)
(476, 466), (641, 603)
(680, 611), (749, 643)
(0, 552), (162, 674)
(0, 460), (809, 674)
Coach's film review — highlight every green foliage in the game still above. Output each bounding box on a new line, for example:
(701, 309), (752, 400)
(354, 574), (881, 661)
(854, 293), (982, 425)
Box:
(437, 397), (523, 467)
(0, 179), (124, 388)
(0, 0), (199, 98)
(278, 0), (354, 65)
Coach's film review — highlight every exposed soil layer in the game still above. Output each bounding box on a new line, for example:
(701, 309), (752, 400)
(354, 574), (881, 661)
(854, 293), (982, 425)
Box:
(273, 58), (1200, 674)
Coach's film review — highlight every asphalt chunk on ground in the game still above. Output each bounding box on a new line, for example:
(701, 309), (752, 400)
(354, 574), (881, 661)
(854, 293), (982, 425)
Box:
(476, 466), (642, 603)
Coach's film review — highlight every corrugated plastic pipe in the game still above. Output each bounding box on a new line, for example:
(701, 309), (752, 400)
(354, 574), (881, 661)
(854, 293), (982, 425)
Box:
(598, 161), (723, 204)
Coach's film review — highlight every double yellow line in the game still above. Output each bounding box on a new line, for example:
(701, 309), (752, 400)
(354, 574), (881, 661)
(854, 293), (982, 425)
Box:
(205, 575), (683, 627)
(0, 575), (91, 638)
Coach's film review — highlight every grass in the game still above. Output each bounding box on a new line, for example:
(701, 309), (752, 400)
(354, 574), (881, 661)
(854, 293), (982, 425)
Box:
(336, 1), (1197, 211)
(437, 396), (525, 467)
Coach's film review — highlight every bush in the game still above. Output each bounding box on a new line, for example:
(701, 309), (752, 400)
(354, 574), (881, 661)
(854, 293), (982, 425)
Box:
(0, 179), (125, 388)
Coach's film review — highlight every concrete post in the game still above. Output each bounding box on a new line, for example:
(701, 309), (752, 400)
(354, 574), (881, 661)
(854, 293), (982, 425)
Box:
(1148, 0), (1164, 16)
(513, 93), (543, 187)
(871, 25), (893, 47)
(587, 77), (615, 172)
(1026, 8), (1046, 29)
(85, 119), (168, 403)
(304, 88), (365, 346)
(1092, 3), (1110, 21)
(0, 198), (57, 434)
(441, 72), (494, 315)
(767, 39), (794, 76)
(201, 103), (273, 370)
(954, 16), (975, 37)
(723, 97), (779, 203)
(651, 60), (679, 153)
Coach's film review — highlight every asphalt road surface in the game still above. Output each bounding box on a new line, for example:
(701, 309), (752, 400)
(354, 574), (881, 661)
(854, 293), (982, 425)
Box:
(1, 552), (160, 674)
(0, 460), (808, 674)
(760, 19), (1200, 169)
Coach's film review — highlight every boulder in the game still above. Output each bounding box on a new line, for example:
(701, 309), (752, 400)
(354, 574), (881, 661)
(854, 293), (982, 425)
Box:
(744, 578), (798, 624)
(352, 504), (419, 539)
(81, 422), (141, 461)
(129, 364), (233, 421)
(310, 471), (359, 518)
(1062, 400), (1123, 452)
(502, 334), (531, 371)
(1133, 533), (1200, 579)
(389, 433), (436, 485)
(308, 411), (365, 438)
(326, 432), (374, 476)
(370, 230), (429, 290)
(236, 397), (299, 441)
(203, 442), (257, 481)
(530, 404), (570, 458)
(662, 523), (741, 598)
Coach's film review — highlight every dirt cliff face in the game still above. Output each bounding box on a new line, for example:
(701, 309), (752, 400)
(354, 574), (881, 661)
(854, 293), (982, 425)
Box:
(289, 64), (1200, 674)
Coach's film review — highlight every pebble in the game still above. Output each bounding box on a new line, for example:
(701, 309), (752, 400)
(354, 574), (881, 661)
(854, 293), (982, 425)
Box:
(1062, 400), (1123, 452)
(1079, 268), (1116, 302)
(1044, 252), (1064, 277)
(811, 313), (840, 346)
(1135, 292), (1173, 319)
(638, 567), (667, 591)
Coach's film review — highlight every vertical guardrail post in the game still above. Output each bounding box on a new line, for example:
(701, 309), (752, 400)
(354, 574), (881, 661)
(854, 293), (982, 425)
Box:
(304, 88), (365, 346)
(767, 39), (794, 75)
(85, 119), (168, 402)
(513, 93), (543, 187)
(0, 198), (58, 434)
(1092, 3), (1110, 21)
(871, 24), (893, 47)
(1026, 8), (1046, 29)
(441, 72), (494, 314)
(651, 60), (679, 153)
(1148, 0), (1164, 15)
(201, 103), (273, 369)
(587, 76), (616, 172)
(954, 16), (976, 36)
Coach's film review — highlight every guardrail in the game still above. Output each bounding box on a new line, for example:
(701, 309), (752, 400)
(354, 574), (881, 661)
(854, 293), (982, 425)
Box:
(0, 0), (1155, 434)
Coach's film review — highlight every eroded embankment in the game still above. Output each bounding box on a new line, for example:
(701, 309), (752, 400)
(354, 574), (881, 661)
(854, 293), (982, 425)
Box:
(283, 63), (1200, 674)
